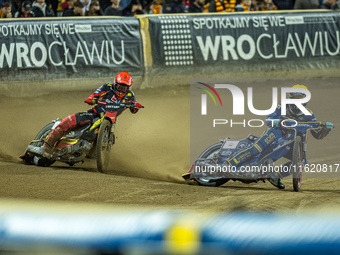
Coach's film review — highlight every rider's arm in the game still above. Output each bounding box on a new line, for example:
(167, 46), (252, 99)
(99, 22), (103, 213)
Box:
(310, 115), (331, 140)
(85, 83), (112, 105)
(125, 91), (141, 114)
(306, 110), (331, 140)
(265, 104), (282, 127)
(311, 128), (331, 140)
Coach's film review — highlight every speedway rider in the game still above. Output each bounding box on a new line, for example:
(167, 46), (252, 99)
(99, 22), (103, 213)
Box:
(225, 85), (333, 189)
(42, 72), (142, 158)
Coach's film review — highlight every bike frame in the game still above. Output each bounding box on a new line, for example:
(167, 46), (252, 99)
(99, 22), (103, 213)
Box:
(53, 102), (128, 155)
(216, 121), (323, 174)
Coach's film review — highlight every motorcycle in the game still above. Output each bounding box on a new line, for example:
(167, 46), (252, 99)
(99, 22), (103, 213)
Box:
(183, 119), (334, 192)
(20, 101), (143, 173)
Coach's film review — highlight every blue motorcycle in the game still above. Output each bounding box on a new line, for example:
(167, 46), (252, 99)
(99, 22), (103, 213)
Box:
(183, 120), (333, 192)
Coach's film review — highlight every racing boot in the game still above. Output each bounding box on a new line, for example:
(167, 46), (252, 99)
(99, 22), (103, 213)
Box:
(42, 142), (54, 159)
(268, 172), (285, 189)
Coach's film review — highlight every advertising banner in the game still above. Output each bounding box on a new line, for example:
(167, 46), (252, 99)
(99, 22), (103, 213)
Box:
(148, 12), (340, 72)
(0, 18), (143, 81)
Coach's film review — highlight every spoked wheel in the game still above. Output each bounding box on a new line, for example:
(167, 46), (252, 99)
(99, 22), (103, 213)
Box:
(193, 143), (229, 187)
(96, 119), (112, 173)
(33, 123), (54, 147)
(292, 136), (303, 192)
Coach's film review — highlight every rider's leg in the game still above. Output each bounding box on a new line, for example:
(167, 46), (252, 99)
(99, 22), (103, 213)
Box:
(42, 114), (77, 158)
(42, 112), (94, 158)
(278, 162), (292, 178)
(226, 128), (283, 167)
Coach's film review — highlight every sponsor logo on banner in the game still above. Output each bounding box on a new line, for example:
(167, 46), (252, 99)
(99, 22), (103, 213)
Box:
(158, 16), (194, 66)
(285, 16), (304, 25)
(0, 40), (125, 68)
(75, 24), (92, 33)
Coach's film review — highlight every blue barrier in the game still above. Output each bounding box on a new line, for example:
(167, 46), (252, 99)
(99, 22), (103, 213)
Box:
(1, 207), (340, 254)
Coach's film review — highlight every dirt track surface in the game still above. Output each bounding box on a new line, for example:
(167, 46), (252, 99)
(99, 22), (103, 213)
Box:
(0, 78), (340, 213)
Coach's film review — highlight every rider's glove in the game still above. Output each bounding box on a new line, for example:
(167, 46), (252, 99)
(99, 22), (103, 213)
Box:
(130, 102), (142, 114)
(325, 122), (334, 130)
(92, 97), (98, 104)
(85, 97), (98, 105)
(134, 102), (142, 110)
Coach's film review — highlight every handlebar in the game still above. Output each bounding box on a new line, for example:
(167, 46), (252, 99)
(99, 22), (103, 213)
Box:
(97, 101), (144, 109)
(267, 118), (334, 130)
(321, 122), (335, 129)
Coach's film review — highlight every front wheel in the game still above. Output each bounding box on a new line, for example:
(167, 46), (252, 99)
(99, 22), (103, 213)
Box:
(292, 136), (303, 192)
(193, 143), (229, 187)
(96, 119), (112, 173)
(33, 122), (54, 147)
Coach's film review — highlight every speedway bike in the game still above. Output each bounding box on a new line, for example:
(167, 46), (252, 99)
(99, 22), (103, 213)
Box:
(183, 119), (333, 192)
(20, 101), (143, 173)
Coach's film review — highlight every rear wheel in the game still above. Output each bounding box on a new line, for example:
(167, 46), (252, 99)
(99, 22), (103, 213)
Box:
(27, 122), (55, 167)
(96, 119), (112, 173)
(292, 136), (303, 192)
(193, 143), (229, 187)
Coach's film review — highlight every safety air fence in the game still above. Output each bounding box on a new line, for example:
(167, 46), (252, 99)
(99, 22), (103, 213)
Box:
(0, 17), (144, 81)
(144, 11), (340, 84)
(1, 11), (340, 85)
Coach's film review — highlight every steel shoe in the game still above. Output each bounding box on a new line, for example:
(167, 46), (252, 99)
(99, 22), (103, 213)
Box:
(268, 177), (285, 189)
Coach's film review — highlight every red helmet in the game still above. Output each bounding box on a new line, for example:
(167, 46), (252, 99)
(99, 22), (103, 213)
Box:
(114, 72), (133, 99)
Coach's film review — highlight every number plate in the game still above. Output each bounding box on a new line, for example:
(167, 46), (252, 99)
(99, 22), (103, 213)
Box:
(222, 141), (239, 149)
(52, 120), (61, 130)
